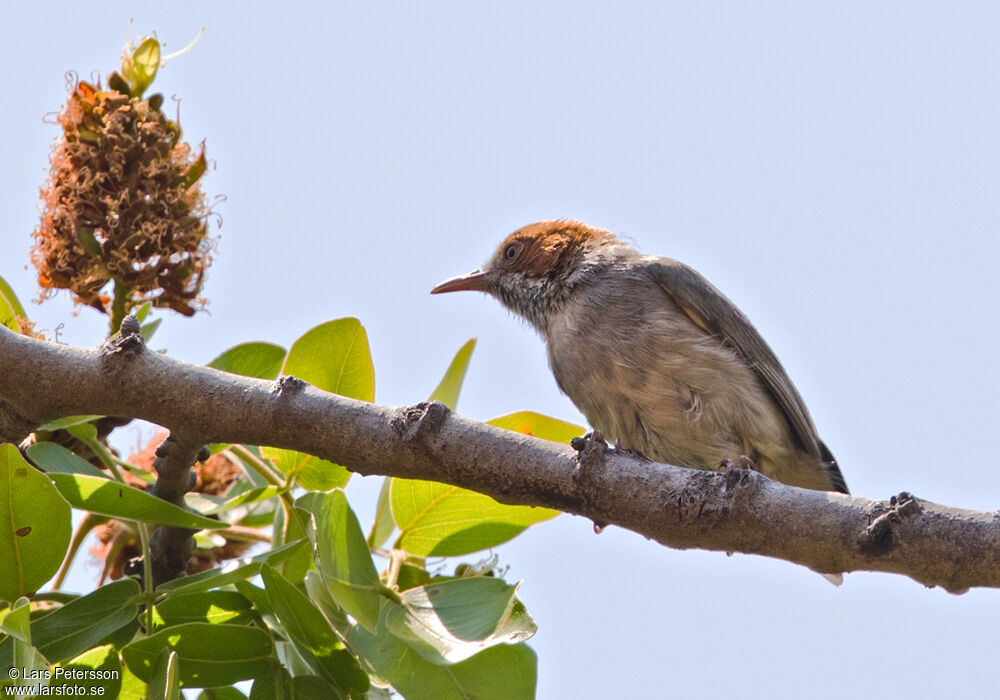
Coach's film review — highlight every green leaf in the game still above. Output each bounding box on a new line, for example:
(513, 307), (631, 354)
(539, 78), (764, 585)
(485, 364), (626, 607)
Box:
(26, 442), (106, 477)
(0, 579), (141, 666)
(62, 644), (123, 698)
(299, 491), (382, 631)
(487, 410), (585, 444)
(140, 318), (162, 343)
(0, 597), (48, 684)
(384, 578), (536, 664)
(49, 473), (223, 530)
(76, 228), (102, 257)
(99, 617), (139, 649)
(122, 623), (274, 688)
(272, 503), (313, 584)
(198, 689), (247, 700)
(390, 479), (558, 557)
(260, 565), (369, 695)
(395, 564), (431, 592)
(208, 342), (286, 380)
(233, 581), (273, 618)
(259, 447), (350, 492)
(202, 486), (279, 516)
(183, 146), (207, 189)
(250, 667), (340, 700)
(148, 649), (181, 700)
(119, 662), (148, 699)
(151, 590), (255, 629)
(428, 339), (476, 409)
(33, 415), (104, 432)
(366, 478), (395, 549)
(156, 539), (308, 595)
(283, 318), (375, 400)
(296, 459), (351, 492)
(384, 412), (577, 558)
(134, 301), (153, 323)
(0, 597), (31, 645)
(0, 281), (23, 334)
(274, 641), (315, 678)
(108, 71), (132, 94)
(0, 443), (72, 601)
(126, 37), (160, 97)
(303, 571), (350, 633)
(0, 275), (27, 318)
(265, 319), (375, 491)
(349, 628), (537, 700)
(65, 422), (98, 442)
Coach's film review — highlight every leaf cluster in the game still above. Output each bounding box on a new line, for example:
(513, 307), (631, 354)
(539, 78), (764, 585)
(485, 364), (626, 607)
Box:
(0, 280), (582, 698)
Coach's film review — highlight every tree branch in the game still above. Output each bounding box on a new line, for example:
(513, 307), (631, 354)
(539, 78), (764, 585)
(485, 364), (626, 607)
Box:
(1, 325), (997, 593)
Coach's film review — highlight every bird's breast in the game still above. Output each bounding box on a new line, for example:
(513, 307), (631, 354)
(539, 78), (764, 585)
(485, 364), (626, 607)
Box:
(543, 278), (791, 470)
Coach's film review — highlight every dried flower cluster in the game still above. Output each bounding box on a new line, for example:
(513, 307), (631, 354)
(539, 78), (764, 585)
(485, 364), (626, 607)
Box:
(31, 42), (213, 323)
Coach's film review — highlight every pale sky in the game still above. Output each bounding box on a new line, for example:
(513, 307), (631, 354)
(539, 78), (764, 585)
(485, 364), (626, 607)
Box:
(3, 3), (1000, 698)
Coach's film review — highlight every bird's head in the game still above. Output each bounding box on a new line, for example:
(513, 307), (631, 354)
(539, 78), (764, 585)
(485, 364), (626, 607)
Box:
(431, 220), (619, 329)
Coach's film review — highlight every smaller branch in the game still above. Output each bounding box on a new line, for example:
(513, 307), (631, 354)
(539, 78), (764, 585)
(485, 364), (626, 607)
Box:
(147, 434), (206, 584)
(136, 522), (155, 632)
(110, 317), (205, 584)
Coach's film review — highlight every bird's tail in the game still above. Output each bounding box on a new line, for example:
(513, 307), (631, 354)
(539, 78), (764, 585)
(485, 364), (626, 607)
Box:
(819, 440), (849, 494)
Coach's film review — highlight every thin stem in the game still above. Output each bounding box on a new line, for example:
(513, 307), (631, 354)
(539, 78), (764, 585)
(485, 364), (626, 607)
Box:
(217, 525), (272, 544)
(385, 549), (407, 591)
(80, 434), (126, 483)
(226, 445), (285, 487)
(137, 522), (155, 632)
(109, 278), (131, 337)
(52, 513), (107, 590)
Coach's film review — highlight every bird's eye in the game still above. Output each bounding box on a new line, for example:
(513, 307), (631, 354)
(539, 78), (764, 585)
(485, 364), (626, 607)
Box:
(504, 244), (519, 260)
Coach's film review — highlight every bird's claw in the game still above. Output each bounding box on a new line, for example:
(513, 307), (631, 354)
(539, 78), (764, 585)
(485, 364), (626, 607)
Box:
(718, 455), (759, 473)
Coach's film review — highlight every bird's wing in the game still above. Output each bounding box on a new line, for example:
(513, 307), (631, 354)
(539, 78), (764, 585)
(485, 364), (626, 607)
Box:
(643, 257), (823, 458)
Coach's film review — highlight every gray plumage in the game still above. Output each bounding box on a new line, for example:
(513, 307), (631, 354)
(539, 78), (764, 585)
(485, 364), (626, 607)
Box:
(432, 220), (847, 494)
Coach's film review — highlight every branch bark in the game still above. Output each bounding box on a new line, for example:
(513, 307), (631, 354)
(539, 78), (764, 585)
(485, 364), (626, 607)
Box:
(1, 324), (997, 593)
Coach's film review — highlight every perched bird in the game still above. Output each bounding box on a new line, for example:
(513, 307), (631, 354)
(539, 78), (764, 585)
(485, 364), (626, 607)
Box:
(431, 220), (847, 494)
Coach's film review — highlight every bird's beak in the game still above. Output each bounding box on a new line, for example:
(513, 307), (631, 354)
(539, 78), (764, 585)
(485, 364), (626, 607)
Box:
(430, 270), (489, 294)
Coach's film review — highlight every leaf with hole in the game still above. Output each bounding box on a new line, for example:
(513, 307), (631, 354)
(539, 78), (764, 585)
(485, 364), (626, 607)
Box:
(0, 443), (71, 602)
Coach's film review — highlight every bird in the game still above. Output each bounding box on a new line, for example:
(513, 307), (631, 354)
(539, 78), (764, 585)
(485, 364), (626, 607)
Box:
(431, 220), (848, 494)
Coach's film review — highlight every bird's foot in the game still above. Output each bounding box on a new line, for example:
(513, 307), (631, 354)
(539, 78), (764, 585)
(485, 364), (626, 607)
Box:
(571, 431), (607, 454)
(718, 455), (759, 473)
(718, 455), (760, 492)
